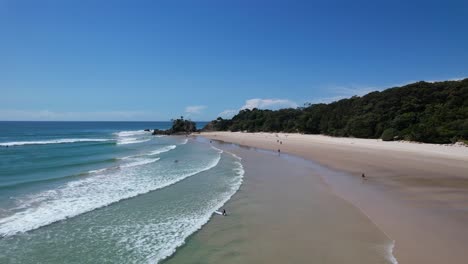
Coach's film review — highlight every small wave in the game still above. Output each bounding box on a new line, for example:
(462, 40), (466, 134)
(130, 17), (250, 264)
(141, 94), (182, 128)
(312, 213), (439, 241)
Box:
(88, 168), (108, 174)
(120, 158), (160, 169)
(117, 138), (151, 145)
(0, 138), (111, 147)
(180, 138), (188, 145)
(114, 130), (152, 145)
(114, 130), (149, 137)
(119, 145), (177, 160)
(148, 145), (176, 155)
(0, 158), (118, 190)
(89, 157), (160, 174)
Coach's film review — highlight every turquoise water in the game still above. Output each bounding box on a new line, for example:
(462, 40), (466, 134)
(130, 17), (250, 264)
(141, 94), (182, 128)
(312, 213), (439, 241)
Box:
(0, 122), (243, 263)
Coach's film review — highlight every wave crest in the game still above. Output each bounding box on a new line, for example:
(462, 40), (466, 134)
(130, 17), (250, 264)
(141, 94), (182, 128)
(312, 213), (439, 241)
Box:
(0, 138), (111, 147)
(113, 130), (149, 137)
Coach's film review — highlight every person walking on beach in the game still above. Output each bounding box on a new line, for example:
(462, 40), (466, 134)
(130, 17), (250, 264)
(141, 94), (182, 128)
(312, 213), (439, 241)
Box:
(362, 173), (366, 179)
(222, 209), (226, 216)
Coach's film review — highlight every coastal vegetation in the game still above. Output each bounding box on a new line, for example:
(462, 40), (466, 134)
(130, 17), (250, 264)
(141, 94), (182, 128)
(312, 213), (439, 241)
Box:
(204, 79), (468, 144)
(153, 116), (197, 135)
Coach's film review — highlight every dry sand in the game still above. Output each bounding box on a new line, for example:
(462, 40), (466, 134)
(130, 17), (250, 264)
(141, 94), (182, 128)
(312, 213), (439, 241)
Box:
(200, 132), (468, 264)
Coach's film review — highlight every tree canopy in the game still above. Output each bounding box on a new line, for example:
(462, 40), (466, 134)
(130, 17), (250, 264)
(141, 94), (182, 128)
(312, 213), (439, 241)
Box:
(204, 79), (468, 144)
(153, 116), (197, 135)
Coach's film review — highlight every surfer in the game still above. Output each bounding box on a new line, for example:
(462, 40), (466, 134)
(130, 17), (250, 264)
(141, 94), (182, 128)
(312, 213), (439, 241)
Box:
(222, 209), (226, 216)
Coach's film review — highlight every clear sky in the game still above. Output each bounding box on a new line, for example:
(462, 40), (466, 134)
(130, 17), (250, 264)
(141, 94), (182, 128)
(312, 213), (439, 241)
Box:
(2, 0), (467, 121)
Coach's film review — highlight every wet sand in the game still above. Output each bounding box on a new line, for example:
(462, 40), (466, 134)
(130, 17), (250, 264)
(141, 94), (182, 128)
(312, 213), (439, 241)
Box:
(199, 132), (468, 264)
(165, 139), (395, 264)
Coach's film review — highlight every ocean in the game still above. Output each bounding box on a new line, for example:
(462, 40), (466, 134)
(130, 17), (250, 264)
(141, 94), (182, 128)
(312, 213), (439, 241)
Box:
(0, 122), (244, 263)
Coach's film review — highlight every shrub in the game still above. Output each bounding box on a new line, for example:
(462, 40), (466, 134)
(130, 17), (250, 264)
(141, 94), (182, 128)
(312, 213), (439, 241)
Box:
(381, 128), (398, 141)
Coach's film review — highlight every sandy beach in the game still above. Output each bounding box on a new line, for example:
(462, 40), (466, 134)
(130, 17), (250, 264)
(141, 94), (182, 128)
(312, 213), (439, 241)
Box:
(194, 132), (468, 264)
(166, 138), (395, 263)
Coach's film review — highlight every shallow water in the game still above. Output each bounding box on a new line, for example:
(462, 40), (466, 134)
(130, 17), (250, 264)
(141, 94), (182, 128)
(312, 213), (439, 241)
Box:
(0, 122), (243, 263)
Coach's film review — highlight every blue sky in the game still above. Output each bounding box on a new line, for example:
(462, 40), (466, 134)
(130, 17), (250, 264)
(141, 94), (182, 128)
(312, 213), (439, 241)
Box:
(1, 0), (467, 121)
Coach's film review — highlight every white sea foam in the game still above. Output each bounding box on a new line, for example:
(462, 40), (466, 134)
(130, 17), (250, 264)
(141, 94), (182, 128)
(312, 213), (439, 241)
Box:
(113, 130), (149, 137)
(153, 160), (245, 263)
(375, 239), (398, 264)
(228, 151), (242, 160)
(148, 145), (176, 155)
(180, 138), (188, 145)
(0, 153), (222, 237)
(114, 130), (152, 145)
(386, 240), (398, 264)
(116, 138), (151, 145)
(0, 138), (111, 147)
(88, 168), (108, 174)
(120, 158), (160, 168)
(112, 158), (245, 263)
(119, 145), (177, 160)
(210, 145), (224, 154)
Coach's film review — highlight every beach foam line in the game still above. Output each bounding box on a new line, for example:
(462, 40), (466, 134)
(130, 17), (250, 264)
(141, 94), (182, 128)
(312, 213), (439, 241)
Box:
(146, 157), (245, 263)
(0, 138), (112, 147)
(0, 154), (222, 238)
(386, 240), (398, 264)
(210, 145), (224, 154)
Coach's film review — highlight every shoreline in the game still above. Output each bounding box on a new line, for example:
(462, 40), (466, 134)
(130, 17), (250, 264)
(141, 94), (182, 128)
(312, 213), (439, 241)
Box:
(166, 137), (397, 263)
(197, 132), (468, 264)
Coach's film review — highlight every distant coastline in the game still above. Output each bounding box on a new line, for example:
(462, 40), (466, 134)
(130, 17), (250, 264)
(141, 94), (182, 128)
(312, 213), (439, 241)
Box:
(203, 78), (468, 144)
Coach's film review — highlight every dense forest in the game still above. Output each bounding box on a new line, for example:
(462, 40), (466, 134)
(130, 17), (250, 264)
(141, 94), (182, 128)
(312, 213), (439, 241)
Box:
(203, 79), (468, 144)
